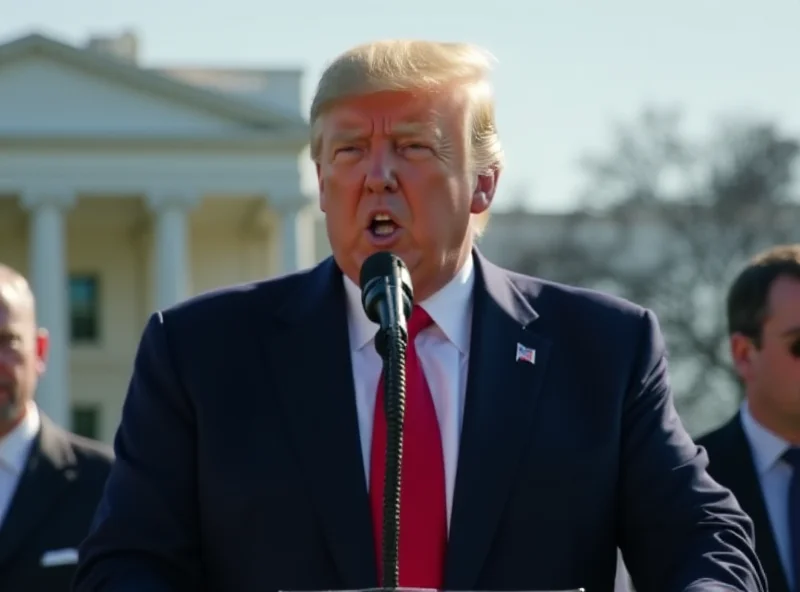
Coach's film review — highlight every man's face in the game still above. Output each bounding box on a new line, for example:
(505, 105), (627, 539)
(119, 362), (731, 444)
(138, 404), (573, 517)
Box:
(733, 275), (800, 440)
(0, 282), (47, 434)
(315, 88), (497, 301)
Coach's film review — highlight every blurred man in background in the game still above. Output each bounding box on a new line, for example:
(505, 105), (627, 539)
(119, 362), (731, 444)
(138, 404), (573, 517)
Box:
(698, 244), (800, 592)
(0, 264), (113, 591)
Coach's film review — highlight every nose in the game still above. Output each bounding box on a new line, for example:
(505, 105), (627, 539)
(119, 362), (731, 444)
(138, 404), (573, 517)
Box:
(364, 146), (399, 194)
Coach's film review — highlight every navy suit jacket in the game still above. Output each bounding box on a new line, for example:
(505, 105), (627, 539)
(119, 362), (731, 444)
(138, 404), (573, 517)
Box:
(697, 416), (790, 592)
(0, 414), (113, 592)
(73, 252), (765, 592)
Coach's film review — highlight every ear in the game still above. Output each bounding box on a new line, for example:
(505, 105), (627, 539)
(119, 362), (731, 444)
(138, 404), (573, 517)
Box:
(470, 166), (500, 215)
(316, 162), (327, 213)
(730, 332), (756, 383)
(35, 327), (49, 374)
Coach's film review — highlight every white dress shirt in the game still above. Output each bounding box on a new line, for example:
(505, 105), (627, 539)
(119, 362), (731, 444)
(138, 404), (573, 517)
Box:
(0, 401), (40, 528)
(343, 254), (475, 529)
(739, 401), (795, 590)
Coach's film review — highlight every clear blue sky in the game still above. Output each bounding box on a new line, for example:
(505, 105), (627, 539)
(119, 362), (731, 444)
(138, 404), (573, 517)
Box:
(2, 0), (798, 211)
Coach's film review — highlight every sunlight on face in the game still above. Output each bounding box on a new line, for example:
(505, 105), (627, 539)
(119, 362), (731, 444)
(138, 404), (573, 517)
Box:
(316, 89), (491, 301)
(0, 280), (43, 431)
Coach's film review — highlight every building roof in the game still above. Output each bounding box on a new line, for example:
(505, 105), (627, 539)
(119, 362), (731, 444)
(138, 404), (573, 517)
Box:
(0, 32), (308, 132)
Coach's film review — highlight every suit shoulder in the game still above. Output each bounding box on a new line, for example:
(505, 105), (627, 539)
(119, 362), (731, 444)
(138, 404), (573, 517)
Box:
(694, 417), (738, 453)
(64, 431), (115, 468)
(41, 420), (114, 477)
(497, 265), (665, 369)
(147, 264), (324, 339)
(507, 268), (650, 326)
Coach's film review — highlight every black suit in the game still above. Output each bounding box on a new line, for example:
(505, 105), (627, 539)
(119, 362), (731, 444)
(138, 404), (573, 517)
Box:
(0, 412), (113, 592)
(697, 414), (790, 592)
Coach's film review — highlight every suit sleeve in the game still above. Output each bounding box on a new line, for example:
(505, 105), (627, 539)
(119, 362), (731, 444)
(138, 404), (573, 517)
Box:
(617, 309), (767, 592)
(73, 313), (202, 592)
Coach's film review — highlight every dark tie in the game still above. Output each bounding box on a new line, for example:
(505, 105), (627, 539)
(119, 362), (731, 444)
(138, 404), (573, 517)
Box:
(784, 447), (800, 592)
(369, 305), (447, 589)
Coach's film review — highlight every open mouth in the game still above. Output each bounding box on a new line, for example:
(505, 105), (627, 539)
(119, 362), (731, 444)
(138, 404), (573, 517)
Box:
(367, 213), (401, 241)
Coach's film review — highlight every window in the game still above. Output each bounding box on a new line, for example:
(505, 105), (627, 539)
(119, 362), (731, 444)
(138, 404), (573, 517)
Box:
(71, 405), (99, 440)
(69, 274), (100, 343)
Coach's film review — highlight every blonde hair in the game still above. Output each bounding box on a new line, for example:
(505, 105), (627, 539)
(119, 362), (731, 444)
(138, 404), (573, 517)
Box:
(309, 40), (504, 236)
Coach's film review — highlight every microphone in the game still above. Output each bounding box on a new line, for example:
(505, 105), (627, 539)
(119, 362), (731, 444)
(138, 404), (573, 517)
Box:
(359, 251), (413, 590)
(359, 252), (413, 359)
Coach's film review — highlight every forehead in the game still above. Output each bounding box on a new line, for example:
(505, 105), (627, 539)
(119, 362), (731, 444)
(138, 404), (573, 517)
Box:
(765, 275), (800, 327)
(321, 89), (466, 137)
(0, 282), (33, 330)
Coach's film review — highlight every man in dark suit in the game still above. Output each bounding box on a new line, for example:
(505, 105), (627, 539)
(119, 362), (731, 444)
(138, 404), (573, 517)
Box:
(74, 40), (765, 592)
(697, 245), (800, 592)
(0, 264), (114, 591)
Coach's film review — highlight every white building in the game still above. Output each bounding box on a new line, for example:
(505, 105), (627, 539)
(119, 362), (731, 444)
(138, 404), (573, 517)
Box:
(0, 31), (319, 442)
(3, 31), (774, 444)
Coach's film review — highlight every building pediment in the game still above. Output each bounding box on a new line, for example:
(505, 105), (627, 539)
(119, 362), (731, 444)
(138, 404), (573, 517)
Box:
(0, 33), (309, 145)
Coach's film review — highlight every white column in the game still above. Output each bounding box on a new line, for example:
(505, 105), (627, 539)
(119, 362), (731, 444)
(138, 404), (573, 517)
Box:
(273, 196), (316, 274)
(21, 191), (75, 429)
(147, 193), (197, 310)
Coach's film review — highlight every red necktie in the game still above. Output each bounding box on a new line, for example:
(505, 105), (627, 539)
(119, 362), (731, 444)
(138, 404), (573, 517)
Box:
(370, 305), (447, 589)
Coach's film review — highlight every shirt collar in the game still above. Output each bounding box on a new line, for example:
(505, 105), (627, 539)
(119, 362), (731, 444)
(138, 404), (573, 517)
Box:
(739, 400), (790, 475)
(0, 401), (40, 476)
(344, 253), (475, 354)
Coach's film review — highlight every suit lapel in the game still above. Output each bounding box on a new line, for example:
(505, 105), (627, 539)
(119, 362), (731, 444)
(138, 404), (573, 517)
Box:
(713, 417), (789, 592)
(0, 415), (77, 568)
(445, 252), (552, 589)
(263, 258), (377, 589)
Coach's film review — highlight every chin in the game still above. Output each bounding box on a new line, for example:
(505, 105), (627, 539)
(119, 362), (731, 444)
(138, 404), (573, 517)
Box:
(379, 249), (421, 269)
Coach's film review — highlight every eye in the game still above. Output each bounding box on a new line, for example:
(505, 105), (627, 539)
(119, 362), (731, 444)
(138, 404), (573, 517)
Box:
(332, 146), (361, 161)
(401, 143), (433, 157)
(0, 334), (21, 348)
(789, 338), (800, 359)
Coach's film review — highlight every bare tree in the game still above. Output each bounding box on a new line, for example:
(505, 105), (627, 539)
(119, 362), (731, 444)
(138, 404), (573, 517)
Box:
(515, 108), (800, 431)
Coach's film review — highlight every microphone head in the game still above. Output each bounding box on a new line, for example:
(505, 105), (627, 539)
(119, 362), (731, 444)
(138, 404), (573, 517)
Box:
(359, 251), (413, 325)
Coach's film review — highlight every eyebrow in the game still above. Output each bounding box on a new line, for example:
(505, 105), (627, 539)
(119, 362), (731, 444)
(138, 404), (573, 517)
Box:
(329, 122), (442, 145)
(391, 122), (443, 140)
(329, 129), (367, 144)
(780, 326), (800, 337)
